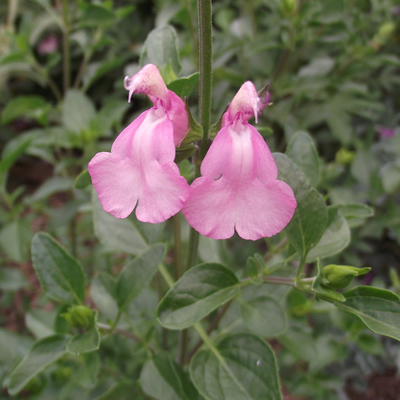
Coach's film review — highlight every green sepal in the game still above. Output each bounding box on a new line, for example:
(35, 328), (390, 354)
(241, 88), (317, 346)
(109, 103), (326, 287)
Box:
(322, 264), (371, 289)
(178, 98), (203, 147)
(175, 143), (198, 164)
(311, 259), (346, 302)
(209, 104), (228, 140)
(61, 305), (94, 329)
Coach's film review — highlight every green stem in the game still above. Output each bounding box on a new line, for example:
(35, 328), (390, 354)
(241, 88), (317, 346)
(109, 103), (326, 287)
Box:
(184, 0), (214, 271)
(193, 322), (226, 365)
(156, 272), (169, 350)
(296, 256), (306, 280)
(263, 276), (295, 285)
(158, 263), (174, 288)
(177, 329), (188, 365)
(74, 28), (103, 89)
(98, 322), (156, 353)
(110, 310), (122, 331)
(183, 0), (198, 65)
(6, 0), (18, 32)
(197, 0), (213, 160)
(61, 0), (70, 94)
(173, 213), (188, 364)
(186, 227), (200, 269)
(185, 300), (232, 364)
(173, 214), (183, 280)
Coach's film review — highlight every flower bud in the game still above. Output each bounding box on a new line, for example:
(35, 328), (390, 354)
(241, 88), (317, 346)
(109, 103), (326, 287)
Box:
(281, 0), (297, 16)
(322, 264), (370, 289)
(335, 148), (354, 165)
(61, 305), (94, 329)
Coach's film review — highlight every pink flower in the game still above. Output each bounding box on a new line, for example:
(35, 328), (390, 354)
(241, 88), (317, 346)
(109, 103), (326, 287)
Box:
(377, 126), (395, 138)
(37, 35), (58, 55)
(182, 82), (297, 240)
(88, 64), (190, 223)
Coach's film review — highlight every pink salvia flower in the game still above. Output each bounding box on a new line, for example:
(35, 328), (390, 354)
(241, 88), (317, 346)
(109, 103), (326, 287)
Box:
(88, 64), (189, 223)
(182, 82), (297, 240)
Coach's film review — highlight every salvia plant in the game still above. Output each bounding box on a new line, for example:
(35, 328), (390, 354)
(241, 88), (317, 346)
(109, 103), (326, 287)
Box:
(1, 0), (400, 399)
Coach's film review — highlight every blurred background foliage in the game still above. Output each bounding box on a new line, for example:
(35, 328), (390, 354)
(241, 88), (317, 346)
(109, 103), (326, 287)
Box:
(0, 0), (400, 399)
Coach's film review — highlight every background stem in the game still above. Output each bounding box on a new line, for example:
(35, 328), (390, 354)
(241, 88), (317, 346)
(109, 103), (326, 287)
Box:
(197, 0), (213, 160)
(61, 0), (70, 94)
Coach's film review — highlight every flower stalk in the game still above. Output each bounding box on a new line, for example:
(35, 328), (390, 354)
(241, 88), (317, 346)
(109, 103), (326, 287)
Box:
(197, 0), (213, 160)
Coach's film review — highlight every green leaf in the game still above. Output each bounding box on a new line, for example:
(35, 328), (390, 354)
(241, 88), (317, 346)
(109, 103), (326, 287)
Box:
(31, 232), (86, 304)
(326, 110), (352, 145)
(83, 58), (125, 91)
(74, 169), (92, 189)
(330, 203), (374, 219)
(0, 62), (47, 86)
(90, 275), (118, 320)
(0, 267), (29, 291)
(66, 310), (100, 354)
(116, 244), (166, 310)
(306, 207), (350, 262)
(0, 219), (32, 262)
(140, 25), (181, 83)
(83, 351), (100, 385)
(381, 162), (400, 194)
(0, 132), (32, 174)
(25, 176), (73, 204)
(62, 89), (96, 134)
(1, 95), (50, 125)
(335, 286), (400, 341)
(92, 189), (148, 255)
(279, 327), (317, 362)
(190, 333), (282, 400)
(7, 334), (69, 395)
(167, 72), (200, 99)
(157, 263), (240, 330)
(0, 328), (33, 368)
(274, 153), (328, 259)
(356, 333), (384, 355)
(286, 131), (320, 186)
(240, 296), (287, 337)
(140, 353), (200, 400)
(80, 4), (117, 26)
(25, 309), (56, 339)
(99, 381), (144, 400)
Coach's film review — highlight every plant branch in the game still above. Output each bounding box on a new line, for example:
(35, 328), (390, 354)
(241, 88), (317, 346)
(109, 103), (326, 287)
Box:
(185, 300), (232, 364)
(197, 0), (213, 160)
(61, 0), (71, 94)
(97, 323), (156, 353)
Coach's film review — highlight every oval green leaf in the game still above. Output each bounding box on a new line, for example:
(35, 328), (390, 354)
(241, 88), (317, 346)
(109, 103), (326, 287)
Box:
(140, 25), (181, 83)
(92, 189), (148, 255)
(286, 131), (320, 186)
(240, 296), (287, 337)
(157, 263), (240, 330)
(330, 203), (374, 219)
(306, 207), (350, 262)
(7, 334), (69, 395)
(167, 72), (200, 99)
(31, 232), (86, 304)
(190, 333), (282, 400)
(140, 353), (200, 400)
(116, 244), (166, 311)
(335, 286), (400, 341)
(274, 153), (328, 259)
